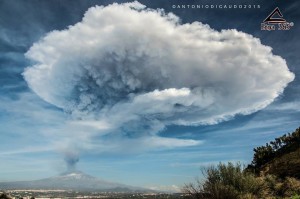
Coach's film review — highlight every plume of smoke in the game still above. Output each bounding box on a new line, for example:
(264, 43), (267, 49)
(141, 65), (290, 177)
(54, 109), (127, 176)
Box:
(63, 150), (79, 172)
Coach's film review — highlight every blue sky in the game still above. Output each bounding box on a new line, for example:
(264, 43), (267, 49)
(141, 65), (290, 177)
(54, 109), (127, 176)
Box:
(0, 0), (299, 192)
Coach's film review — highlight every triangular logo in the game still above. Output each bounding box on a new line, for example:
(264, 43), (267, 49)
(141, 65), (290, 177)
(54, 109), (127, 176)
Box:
(263, 7), (286, 24)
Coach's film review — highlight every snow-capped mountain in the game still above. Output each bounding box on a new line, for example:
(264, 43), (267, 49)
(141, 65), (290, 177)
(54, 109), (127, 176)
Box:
(0, 171), (146, 192)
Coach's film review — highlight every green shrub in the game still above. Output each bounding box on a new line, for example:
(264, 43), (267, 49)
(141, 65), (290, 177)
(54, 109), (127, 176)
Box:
(291, 195), (300, 199)
(183, 162), (263, 199)
(260, 175), (300, 198)
(183, 162), (300, 199)
(281, 177), (300, 197)
(261, 174), (283, 197)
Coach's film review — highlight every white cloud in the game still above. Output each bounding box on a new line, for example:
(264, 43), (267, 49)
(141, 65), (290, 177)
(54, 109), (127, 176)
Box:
(0, 145), (55, 156)
(22, 2), (294, 153)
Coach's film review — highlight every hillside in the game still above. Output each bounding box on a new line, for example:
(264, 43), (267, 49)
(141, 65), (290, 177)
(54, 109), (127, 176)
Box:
(248, 127), (300, 179)
(260, 147), (300, 179)
(183, 127), (300, 199)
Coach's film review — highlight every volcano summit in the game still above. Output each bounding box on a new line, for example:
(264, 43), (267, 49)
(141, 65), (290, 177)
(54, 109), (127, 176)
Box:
(0, 171), (146, 192)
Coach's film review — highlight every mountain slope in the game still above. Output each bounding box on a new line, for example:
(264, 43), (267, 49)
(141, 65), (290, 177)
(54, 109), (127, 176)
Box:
(0, 171), (146, 192)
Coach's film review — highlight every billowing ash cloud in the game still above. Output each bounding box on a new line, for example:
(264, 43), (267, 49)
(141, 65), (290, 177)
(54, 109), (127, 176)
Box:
(64, 150), (79, 171)
(23, 2), (294, 150)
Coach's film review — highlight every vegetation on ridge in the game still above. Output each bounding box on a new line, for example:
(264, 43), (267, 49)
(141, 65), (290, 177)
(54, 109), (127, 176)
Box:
(247, 127), (300, 178)
(183, 127), (300, 199)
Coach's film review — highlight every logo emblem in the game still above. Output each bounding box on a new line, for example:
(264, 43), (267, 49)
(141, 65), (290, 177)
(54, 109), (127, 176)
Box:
(263, 7), (286, 24)
(261, 7), (294, 31)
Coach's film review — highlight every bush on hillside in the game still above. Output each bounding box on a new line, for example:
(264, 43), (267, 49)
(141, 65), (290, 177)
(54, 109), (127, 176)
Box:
(182, 162), (263, 199)
(249, 127), (300, 174)
(183, 163), (300, 199)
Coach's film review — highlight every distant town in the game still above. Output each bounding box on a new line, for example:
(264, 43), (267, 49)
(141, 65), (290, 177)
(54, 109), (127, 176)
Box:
(0, 190), (187, 199)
